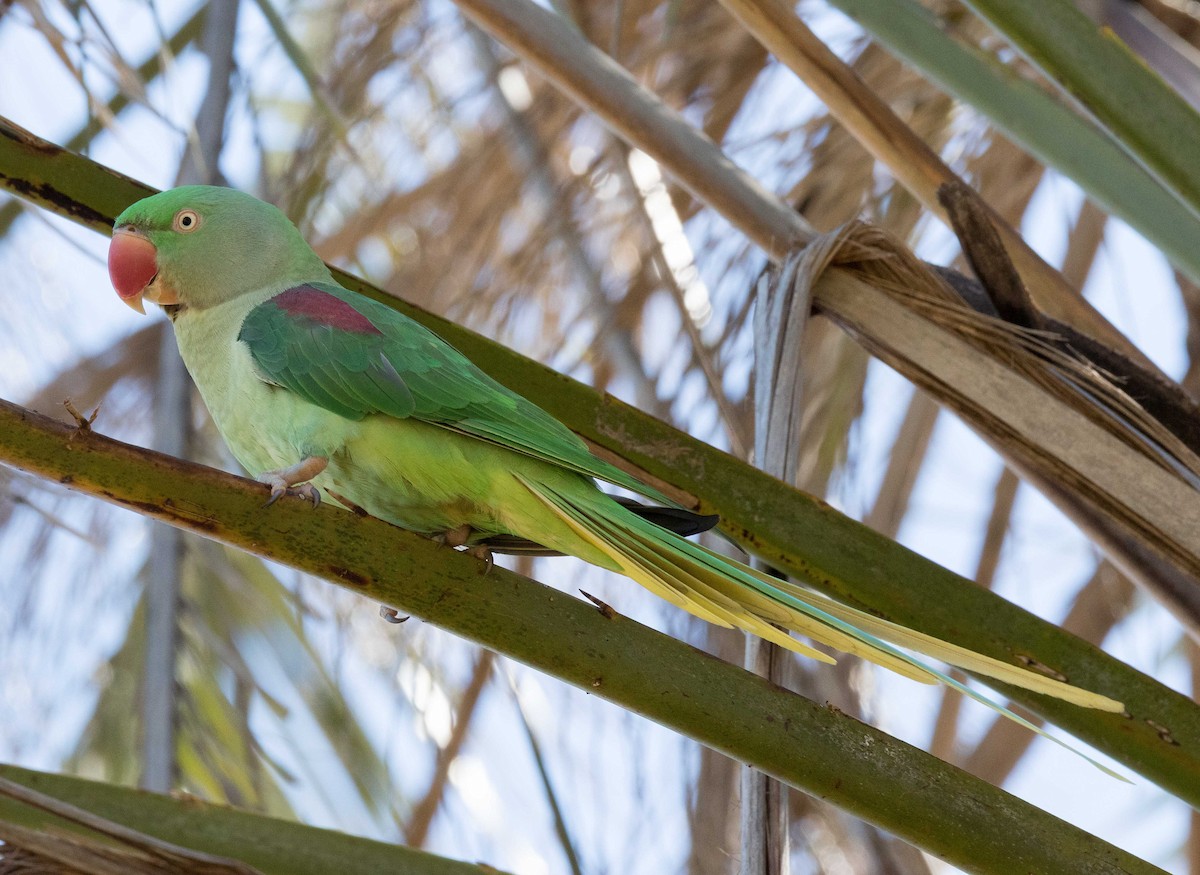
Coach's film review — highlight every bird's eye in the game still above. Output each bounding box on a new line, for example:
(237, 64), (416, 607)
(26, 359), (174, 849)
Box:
(173, 209), (202, 232)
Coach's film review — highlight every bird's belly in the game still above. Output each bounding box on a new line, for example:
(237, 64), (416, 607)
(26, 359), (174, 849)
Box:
(196, 364), (537, 536)
(314, 416), (508, 535)
(213, 380), (615, 564)
(214, 389), (496, 533)
(205, 375), (348, 477)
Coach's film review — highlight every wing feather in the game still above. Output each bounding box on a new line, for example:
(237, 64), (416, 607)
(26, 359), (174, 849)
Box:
(239, 283), (670, 501)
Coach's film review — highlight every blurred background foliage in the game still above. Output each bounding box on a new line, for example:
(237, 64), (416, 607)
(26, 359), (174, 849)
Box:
(1, 0), (1199, 871)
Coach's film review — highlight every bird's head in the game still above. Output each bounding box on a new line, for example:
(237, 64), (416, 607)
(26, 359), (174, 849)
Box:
(108, 185), (331, 314)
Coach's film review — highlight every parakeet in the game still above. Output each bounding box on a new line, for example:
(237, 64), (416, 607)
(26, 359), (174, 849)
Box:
(107, 185), (1123, 732)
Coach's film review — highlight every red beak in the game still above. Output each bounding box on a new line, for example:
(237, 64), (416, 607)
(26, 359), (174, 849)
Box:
(108, 229), (159, 314)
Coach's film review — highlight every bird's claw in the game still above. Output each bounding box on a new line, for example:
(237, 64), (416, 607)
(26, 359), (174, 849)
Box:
(437, 523), (474, 549)
(261, 478), (322, 508)
(466, 544), (494, 573)
(379, 605), (409, 624)
(257, 457), (329, 508)
(431, 526), (494, 573)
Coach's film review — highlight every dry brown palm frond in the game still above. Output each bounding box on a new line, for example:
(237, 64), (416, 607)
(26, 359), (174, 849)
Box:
(783, 40), (956, 230)
(271, 0), (419, 221)
(863, 129), (1046, 537)
(16, 0), (204, 153)
(1134, 0), (1200, 48)
(759, 37), (960, 498)
(773, 224), (1200, 625)
(833, 223), (1200, 481)
(963, 132), (1046, 236)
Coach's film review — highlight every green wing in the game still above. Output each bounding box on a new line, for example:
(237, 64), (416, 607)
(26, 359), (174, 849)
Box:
(239, 281), (673, 503)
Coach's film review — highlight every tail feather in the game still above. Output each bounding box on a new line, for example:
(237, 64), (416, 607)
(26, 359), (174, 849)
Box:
(516, 474), (1130, 779)
(530, 476), (734, 623)
(477, 498), (718, 556)
(578, 495), (942, 674)
(765, 577), (1125, 712)
(530, 474), (835, 659)
(574, 492), (841, 662)
(524, 476), (938, 678)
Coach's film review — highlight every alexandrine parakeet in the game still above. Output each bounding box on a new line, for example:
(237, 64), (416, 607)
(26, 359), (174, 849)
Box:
(107, 185), (1123, 736)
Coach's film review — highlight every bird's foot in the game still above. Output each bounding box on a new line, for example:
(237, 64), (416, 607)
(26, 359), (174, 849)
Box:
(379, 605), (409, 624)
(258, 456), (328, 507)
(436, 523), (474, 548)
(466, 544), (494, 573)
(433, 525), (494, 572)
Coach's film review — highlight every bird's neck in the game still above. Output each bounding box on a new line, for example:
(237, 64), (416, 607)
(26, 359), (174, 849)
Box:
(171, 285), (275, 373)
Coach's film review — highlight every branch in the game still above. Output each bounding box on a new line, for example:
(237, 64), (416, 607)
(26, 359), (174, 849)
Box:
(4, 119), (1200, 807)
(0, 763), (510, 875)
(0, 396), (1165, 874)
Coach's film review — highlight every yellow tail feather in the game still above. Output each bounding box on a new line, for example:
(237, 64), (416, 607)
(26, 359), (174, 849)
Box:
(516, 473), (1125, 712)
(762, 575), (1124, 712)
(519, 476), (942, 677)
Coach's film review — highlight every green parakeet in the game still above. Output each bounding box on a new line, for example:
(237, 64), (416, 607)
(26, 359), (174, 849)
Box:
(107, 185), (1123, 731)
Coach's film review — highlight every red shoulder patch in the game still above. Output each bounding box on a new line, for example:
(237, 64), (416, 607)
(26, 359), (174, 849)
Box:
(273, 287), (382, 335)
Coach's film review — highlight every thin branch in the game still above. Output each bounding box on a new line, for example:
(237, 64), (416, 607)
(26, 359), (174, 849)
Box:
(507, 674), (586, 875)
(0, 6), (205, 238)
(863, 389), (939, 539)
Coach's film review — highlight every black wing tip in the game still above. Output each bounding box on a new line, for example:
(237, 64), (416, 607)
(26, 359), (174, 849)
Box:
(479, 498), (721, 556)
(613, 497), (721, 537)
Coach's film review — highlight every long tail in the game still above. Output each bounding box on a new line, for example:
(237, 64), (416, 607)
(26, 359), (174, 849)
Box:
(517, 475), (1127, 777)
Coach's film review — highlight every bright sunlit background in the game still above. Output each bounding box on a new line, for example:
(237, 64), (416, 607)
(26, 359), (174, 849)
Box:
(0, 0), (1194, 872)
